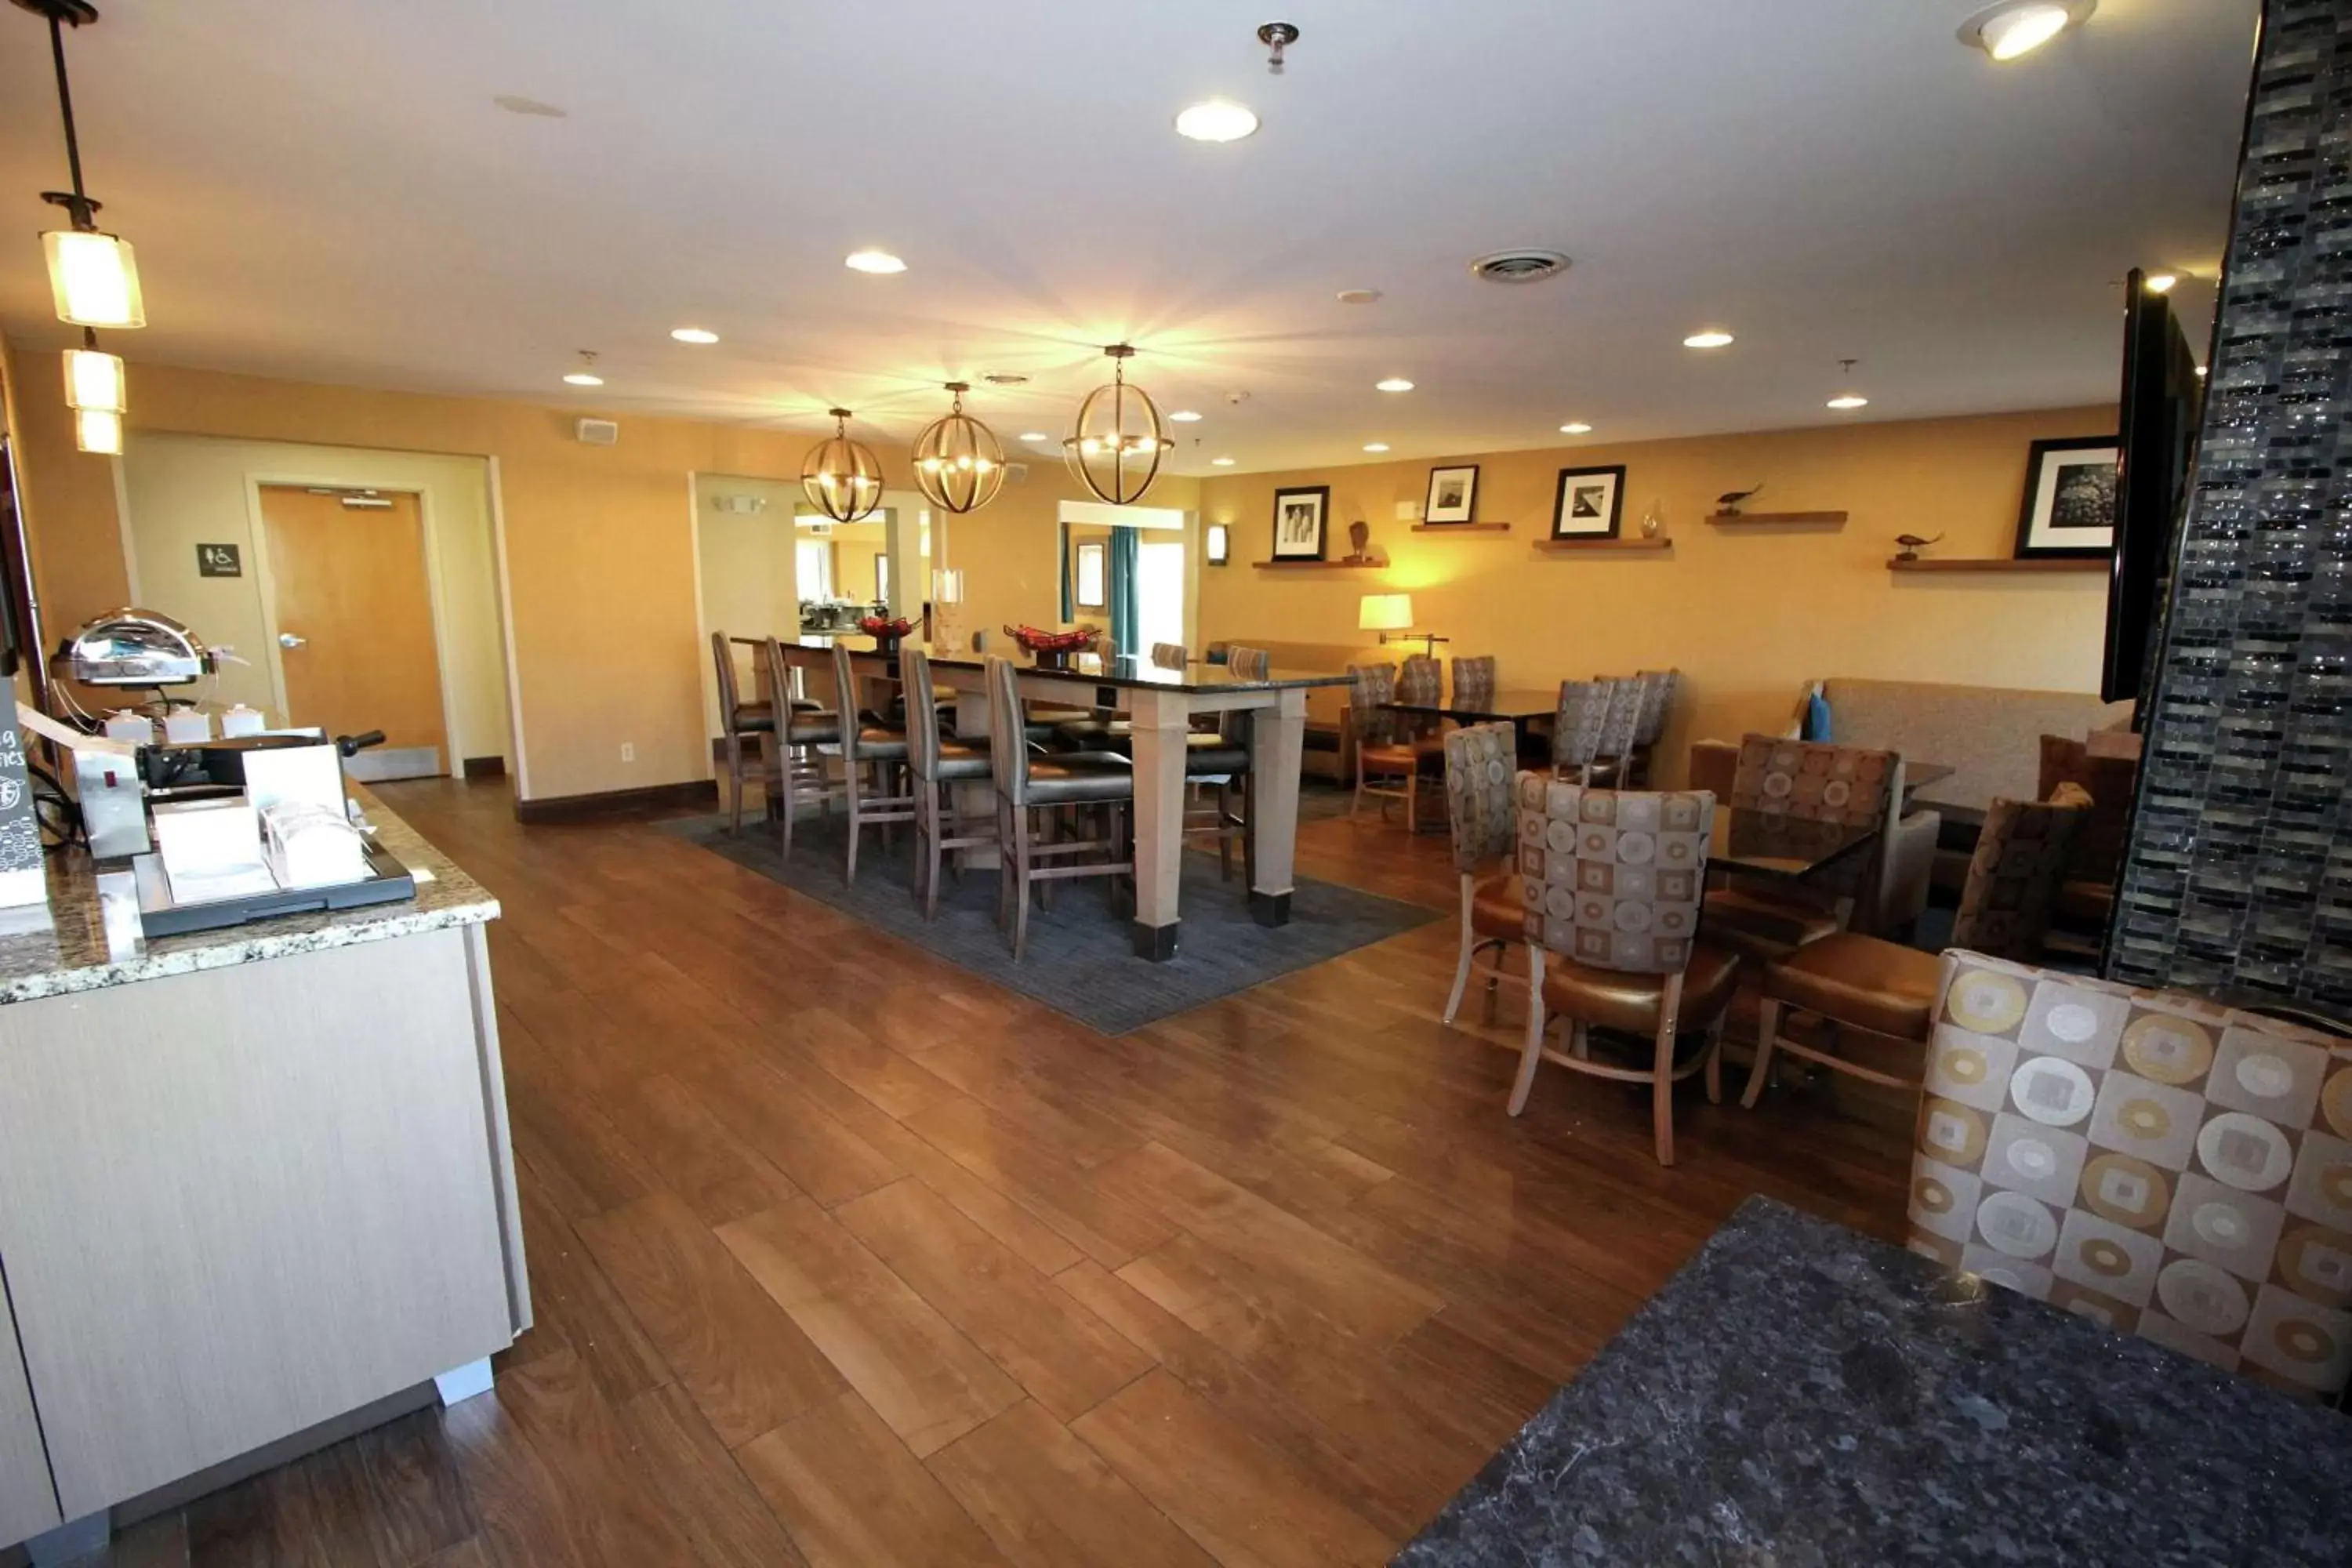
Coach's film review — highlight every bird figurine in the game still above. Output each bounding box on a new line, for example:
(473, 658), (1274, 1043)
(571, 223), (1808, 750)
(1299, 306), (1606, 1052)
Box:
(1715, 483), (1764, 515)
(1893, 532), (1944, 561)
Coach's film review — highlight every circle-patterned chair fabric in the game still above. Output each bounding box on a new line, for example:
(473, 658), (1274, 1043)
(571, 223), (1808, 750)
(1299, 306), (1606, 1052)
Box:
(1513, 772), (1715, 975)
(1909, 949), (2352, 1399)
(1730, 735), (1894, 828)
(1443, 722), (1516, 874)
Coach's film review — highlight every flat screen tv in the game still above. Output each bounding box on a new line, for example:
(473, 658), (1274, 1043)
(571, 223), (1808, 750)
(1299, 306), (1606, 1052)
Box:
(2103, 267), (2205, 707)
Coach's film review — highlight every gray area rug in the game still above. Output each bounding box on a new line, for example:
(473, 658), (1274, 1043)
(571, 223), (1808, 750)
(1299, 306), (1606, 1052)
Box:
(658, 811), (1438, 1034)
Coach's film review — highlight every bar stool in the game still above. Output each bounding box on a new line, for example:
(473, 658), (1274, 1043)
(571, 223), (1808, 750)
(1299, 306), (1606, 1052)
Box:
(898, 644), (995, 919)
(710, 632), (775, 834)
(984, 655), (1134, 959)
(829, 643), (916, 885)
(759, 639), (844, 861)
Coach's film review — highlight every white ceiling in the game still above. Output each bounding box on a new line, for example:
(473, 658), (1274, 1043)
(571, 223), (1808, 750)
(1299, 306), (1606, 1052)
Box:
(0, 0), (2257, 474)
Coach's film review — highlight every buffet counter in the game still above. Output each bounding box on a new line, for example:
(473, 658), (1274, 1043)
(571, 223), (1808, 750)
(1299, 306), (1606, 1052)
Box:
(0, 793), (527, 1557)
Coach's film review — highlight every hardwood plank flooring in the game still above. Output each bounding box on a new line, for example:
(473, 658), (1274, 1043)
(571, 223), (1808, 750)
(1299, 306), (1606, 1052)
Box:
(78, 777), (1908, 1566)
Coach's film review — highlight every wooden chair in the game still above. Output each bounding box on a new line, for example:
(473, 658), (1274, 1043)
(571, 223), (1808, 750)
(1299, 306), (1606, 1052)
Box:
(1350, 657), (1443, 829)
(830, 642), (915, 885)
(1441, 722), (1522, 1025)
(984, 655), (1135, 959)
(898, 644), (996, 919)
(1508, 775), (1738, 1166)
(759, 637), (843, 861)
(710, 632), (775, 834)
(1743, 786), (2089, 1108)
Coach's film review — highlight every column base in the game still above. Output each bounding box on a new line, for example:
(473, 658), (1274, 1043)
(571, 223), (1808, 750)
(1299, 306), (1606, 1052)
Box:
(27, 1513), (107, 1567)
(1131, 920), (1181, 961)
(434, 1356), (495, 1406)
(1249, 890), (1293, 927)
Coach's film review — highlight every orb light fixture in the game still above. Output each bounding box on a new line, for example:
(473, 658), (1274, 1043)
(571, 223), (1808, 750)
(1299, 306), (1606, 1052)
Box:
(911, 382), (1005, 514)
(1064, 344), (1170, 505)
(800, 408), (884, 524)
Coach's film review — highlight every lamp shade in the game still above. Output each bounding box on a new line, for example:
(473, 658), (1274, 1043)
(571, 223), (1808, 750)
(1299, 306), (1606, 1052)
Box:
(74, 408), (123, 456)
(43, 230), (145, 328)
(1359, 593), (1413, 632)
(63, 347), (125, 414)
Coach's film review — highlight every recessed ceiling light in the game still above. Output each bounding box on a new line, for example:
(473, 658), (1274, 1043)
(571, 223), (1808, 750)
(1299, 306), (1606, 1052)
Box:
(1827, 394), (1869, 411)
(2195, 365), (2209, 379)
(1363, 443), (1390, 453)
(670, 327), (719, 344)
(1170, 409), (1203, 423)
(563, 371), (603, 387)
(1174, 100), (1259, 143)
(1559, 422), (1593, 435)
(493, 95), (567, 118)
(1018, 431), (1050, 442)
(1683, 329), (1735, 350)
(1375, 378), (1414, 393)
(845, 250), (906, 274)
(1958, 1), (2093, 62)
(1211, 456), (1237, 466)
(1337, 289), (1383, 306)
(2146, 272), (2180, 294)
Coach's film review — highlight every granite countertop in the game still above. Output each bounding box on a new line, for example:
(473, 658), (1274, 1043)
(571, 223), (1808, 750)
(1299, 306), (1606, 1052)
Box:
(0, 789), (498, 1006)
(1396, 1195), (2352, 1567)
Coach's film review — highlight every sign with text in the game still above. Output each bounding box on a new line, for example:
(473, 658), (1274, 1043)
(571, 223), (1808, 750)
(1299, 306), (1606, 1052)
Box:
(196, 543), (242, 578)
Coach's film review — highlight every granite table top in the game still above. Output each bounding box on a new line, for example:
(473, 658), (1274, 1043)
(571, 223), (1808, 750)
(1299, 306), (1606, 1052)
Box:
(0, 789), (498, 1006)
(1396, 1195), (2352, 1567)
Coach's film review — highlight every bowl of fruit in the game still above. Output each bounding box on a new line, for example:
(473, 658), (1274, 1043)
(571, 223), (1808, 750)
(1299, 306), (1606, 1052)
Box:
(858, 615), (916, 655)
(1004, 624), (1098, 670)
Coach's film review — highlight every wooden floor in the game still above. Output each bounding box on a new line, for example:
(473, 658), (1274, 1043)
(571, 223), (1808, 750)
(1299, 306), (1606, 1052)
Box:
(62, 778), (1910, 1567)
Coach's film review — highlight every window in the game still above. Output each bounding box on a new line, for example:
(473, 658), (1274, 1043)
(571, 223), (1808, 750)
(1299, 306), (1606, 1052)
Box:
(795, 536), (833, 600)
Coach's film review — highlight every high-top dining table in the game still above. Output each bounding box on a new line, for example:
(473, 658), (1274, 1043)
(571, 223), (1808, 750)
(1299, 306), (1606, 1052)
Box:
(771, 639), (1351, 961)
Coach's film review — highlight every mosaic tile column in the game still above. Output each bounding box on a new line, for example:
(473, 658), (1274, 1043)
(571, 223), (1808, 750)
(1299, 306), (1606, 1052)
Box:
(2110, 0), (2352, 1010)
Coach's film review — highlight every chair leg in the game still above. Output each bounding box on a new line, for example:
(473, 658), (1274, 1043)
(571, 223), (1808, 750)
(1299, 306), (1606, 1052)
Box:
(922, 786), (946, 920)
(1508, 946), (1548, 1116)
(843, 753), (864, 886)
(1703, 1018), (1726, 1105)
(1010, 808), (1034, 960)
(1351, 754), (1366, 822)
(724, 732), (745, 834)
(1443, 876), (1477, 1025)
(1482, 945), (1503, 1025)
(1653, 971), (1686, 1167)
(995, 800), (1014, 931)
(779, 743), (797, 861)
(1217, 779), (1235, 882)
(1742, 995), (1783, 1109)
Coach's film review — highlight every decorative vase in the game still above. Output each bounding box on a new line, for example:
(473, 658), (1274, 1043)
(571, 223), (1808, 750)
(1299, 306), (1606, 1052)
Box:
(1348, 520), (1370, 561)
(1641, 503), (1662, 539)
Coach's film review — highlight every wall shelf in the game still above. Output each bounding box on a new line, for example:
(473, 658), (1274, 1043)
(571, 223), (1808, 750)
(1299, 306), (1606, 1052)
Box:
(1887, 557), (2107, 574)
(1532, 536), (1673, 554)
(1252, 559), (1388, 571)
(1410, 521), (1512, 534)
(1708, 510), (1848, 527)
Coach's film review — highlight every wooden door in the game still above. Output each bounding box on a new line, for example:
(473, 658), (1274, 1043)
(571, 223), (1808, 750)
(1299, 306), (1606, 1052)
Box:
(258, 486), (447, 777)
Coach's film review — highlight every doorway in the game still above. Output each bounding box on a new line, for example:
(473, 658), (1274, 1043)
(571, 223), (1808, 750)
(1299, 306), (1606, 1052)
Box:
(256, 485), (448, 779)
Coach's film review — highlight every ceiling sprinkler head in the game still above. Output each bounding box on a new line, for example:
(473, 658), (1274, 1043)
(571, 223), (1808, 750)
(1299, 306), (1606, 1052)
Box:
(1258, 21), (1298, 74)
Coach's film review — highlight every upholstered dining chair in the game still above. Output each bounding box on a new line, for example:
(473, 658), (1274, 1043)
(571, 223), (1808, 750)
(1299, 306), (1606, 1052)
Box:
(759, 637), (843, 860)
(829, 642), (916, 885)
(1742, 786), (2089, 1109)
(1441, 722), (1522, 1025)
(1225, 644), (1272, 681)
(1594, 674), (1645, 779)
(1905, 951), (2352, 1401)
(1451, 655), (1497, 716)
(1552, 678), (1619, 784)
(1509, 775), (1738, 1165)
(1628, 669), (1681, 785)
(1348, 662), (1408, 821)
(1702, 735), (1914, 962)
(984, 655), (1136, 959)
(898, 644), (996, 919)
(1150, 642), (1189, 671)
(710, 632), (775, 834)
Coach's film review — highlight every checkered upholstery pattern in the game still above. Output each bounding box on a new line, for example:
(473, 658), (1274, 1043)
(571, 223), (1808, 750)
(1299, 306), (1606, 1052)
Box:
(1514, 773), (1715, 974)
(1730, 735), (1895, 827)
(1444, 722), (1516, 874)
(1908, 951), (2352, 1397)
(1595, 677), (1643, 763)
(1553, 680), (1614, 771)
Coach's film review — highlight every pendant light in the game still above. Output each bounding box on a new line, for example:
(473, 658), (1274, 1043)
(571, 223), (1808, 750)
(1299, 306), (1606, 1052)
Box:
(800, 408), (884, 524)
(1064, 344), (1169, 506)
(63, 325), (124, 452)
(911, 382), (1005, 514)
(26, 2), (146, 329)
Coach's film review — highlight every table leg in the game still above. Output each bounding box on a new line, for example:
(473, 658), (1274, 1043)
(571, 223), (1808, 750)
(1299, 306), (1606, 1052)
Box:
(1129, 688), (1192, 960)
(1248, 689), (1308, 926)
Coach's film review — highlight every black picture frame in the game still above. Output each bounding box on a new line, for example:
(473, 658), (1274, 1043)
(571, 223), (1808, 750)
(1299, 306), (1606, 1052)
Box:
(1423, 464), (1480, 525)
(1551, 465), (1626, 539)
(2014, 436), (2122, 559)
(1204, 521), (1231, 566)
(1073, 540), (1109, 609)
(1271, 485), (1331, 561)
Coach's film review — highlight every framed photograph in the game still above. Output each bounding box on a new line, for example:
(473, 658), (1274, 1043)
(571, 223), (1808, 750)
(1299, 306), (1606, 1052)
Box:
(1074, 540), (1108, 610)
(1205, 521), (1231, 566)
(2015, 437), (2121, 558)
(1551, 465), (1626, 539)
(1424, 464), (1480, 525)
(1271, 485), (1330, 561)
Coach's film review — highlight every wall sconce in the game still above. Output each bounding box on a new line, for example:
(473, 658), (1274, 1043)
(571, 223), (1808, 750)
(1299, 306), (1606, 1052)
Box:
(1205, 523), (1230, 566)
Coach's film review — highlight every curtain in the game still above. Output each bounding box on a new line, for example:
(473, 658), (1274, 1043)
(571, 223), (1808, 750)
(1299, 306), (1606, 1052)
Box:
(1057, 525), (1073, 622)
(1109, 525), (1141, 659)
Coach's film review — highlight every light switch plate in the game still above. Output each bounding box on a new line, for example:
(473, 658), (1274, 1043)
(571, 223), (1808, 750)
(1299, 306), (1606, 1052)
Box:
(1396, 500), (1423, 521)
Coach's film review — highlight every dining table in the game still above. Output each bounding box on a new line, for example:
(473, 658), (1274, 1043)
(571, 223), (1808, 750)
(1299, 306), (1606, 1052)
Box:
(1712, 806), (1882, 879)
(1396, 1195), (2352, 1566)
(770, 638), (1352, 961)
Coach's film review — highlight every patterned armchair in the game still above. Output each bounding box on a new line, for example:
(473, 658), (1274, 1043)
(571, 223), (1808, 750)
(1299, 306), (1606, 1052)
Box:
(1508, 774), (1737, 1164)
(1908, 952), (2352, 1399)
(1440, 723), (1522, 1025)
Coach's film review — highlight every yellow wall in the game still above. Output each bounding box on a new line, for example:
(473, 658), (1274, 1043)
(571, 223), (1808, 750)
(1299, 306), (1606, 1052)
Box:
(931, 465), (1199, 653)
(1196, 405), (2116, 782)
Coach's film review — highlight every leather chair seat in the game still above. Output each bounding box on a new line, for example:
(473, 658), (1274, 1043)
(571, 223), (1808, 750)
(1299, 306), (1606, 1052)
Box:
(1472, 874), (1524, 941)
(730, 702), (775, 735)
(924, 742), (994, 782)
(786, 713), (841, 745)
(853, 726), (910, 762)
(1704, 884), (1840, 961)
(1024, 751), (1136, 805)
(1361, 739), (1440, 771)
(1762, 931), (1941, 1042)
(1028, 706), (1094, 726)
(1539, 942), (1740, 1039)
(1181, 742), (1251, 776)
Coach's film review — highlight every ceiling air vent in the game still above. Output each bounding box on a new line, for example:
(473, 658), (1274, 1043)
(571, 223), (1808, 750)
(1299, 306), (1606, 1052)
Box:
(575, 417), (619, 446)
(1468, 249), (1572, 285)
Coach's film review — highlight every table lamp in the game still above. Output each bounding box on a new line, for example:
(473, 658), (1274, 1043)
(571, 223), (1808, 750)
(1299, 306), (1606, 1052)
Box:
(1359, 593), (1443, 655)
